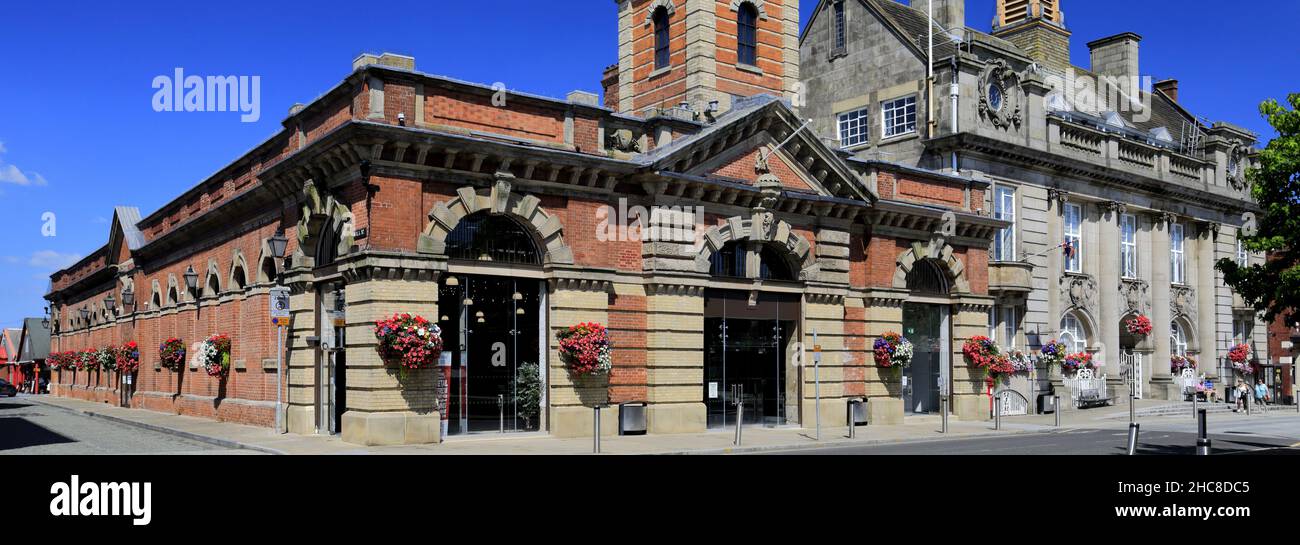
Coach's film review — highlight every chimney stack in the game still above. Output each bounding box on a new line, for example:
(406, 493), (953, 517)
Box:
(1087, 33), (1141, 82)
(353, 52), (416, 71)
(913, 0), (965, 31)
(1154, 79), (1179, 103)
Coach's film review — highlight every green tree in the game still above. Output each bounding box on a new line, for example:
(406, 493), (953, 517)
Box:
(1217, 94), (1300, 326)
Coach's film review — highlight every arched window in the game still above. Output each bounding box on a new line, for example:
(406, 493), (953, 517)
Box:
(1061, 314), (1087, 353)
(737, 2), (758, 66)
(446, 212), (541, 265)
(1170, 321), (1188, 357)
(231, 265), (247, 290)
(152, 290), (162, 310)
(206, 271), (221, 297)
(905, 259), (950, 294)
(260, 257), (277, 285)
(654, 7), (671, 69)
(167, 285), (178, 306)
(709, 241), (796, 281)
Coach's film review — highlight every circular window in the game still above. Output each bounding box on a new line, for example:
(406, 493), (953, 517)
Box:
(988, 84), (1005, 112)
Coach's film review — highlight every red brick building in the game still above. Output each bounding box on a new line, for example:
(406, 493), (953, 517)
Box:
(45, 2), (1003, 445)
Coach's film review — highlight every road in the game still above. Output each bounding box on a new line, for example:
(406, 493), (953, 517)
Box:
(0, 395), (251, 455)
(758, 414), (1300, 455)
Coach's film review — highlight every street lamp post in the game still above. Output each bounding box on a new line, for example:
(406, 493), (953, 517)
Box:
(269, 230), (289, 434)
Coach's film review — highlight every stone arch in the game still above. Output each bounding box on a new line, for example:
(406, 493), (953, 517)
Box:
(644, 0), (676, 25)
(1060, 307), (1099, 351)
(891, 240), (971, 293)
(692, 215), (816, 278)
(419, 183), (574, 265)
(150, 279), (162, 310)
(202, 259), (222, 298)
(296, 180), (355, 266)
(1171, 315), (1199, 354)
(729, 0), (768, 19)
(256, 239), (278, 285)
(228, 250), (249, 291)
(166, 274), (179, 306)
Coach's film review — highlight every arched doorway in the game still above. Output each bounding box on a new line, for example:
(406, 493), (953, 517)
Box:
(438, 211), (545, 435)
(902, 258), (951, 414)
(703, 240), (801, 429)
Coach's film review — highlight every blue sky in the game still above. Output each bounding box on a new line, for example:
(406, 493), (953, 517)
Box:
(0, 0), (1295, 328)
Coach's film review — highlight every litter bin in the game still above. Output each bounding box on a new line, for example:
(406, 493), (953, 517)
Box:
(847, 398), (868, 426)
(619, 402), (647, 436)
(1037, 393), (1057, 414)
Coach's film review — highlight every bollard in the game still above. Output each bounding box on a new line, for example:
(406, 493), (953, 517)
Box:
(941, 395), (949, 434)
(734, 399), (744, 447)
(1054, 396), (1061, 427)
(1126, 423), (1139, 455)
(1192, 391), (1198, 420)
(593, 406), (601, 454)
(847, 399), (856, 439)
(1245, 392), (1251, 416)
(994, 394), (1002, 431)
(1196, 408), (1211, 455)
(499, 394), (505, 434)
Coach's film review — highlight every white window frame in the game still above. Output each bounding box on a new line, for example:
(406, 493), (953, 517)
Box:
(1171, 222), (1185, 284)
(831, 0), (846, 52)
(994, 187), (1016, 262)
(1061, 314), (1086, 354)
(1170, 321), (1188, 357)
(1120, 213), (1138, 279)
(988, 308), (998, 343)
(1002, 306), (1019, 349)
(1233, 316), (1251, 345)
(1064, 203), (1082, 273)
(1236, 237), (1248, 266)
(881, 95), (917, 138)
(837, 107), (870, 148)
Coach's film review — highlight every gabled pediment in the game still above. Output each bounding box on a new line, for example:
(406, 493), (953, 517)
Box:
(105, 206), (144, 267)
(644, 96), (877, 204)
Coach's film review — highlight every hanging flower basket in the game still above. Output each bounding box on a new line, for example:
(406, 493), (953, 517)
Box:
(1039, 340), (1067, 370)
(196, 334), (233, 378)
(96, 347), (118, 372)
(159, 338), (186, 370)
(1007, 350), (1034, 374)
(557, 322), (613, 376)
(872, 332), (913, 369)
(1228, 343), (1252, 374)
(1062, 352), (1094, 373)
(78, 349), (98, 371)
(961, 336), (1002, 373)
(1170, 355), (1197, 374)
(47, 351), (68, 371)
(1124, 315), (1153, 336)
(117, 342), (140, 374)
(374, 314), (443, 376)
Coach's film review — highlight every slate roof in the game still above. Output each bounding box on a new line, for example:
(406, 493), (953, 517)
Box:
(114, 206), (146, 250)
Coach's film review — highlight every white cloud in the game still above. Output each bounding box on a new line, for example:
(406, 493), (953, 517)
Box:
(0, 143), (48, 186)
(26, 250), (81, 270)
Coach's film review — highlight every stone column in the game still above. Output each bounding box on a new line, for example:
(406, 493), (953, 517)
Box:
(804, 294), (848, 428)
(953, 296), (996, 421)
(1149, 212), (1175, 399)
(1046, 189), (1067, 390)
(1196, 223), (1220, 379)
(548, 278), (615, 438)
(644, 284), (706, 434)
(1098, 202), (1124, 395)
(862, 291), (905, 424)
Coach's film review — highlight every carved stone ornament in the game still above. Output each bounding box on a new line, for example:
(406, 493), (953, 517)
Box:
(1226, 141), (1249, 192)
(753, 149), (783, 212)
(1060, 273), (1098, 317)
(1171, 285), (1197, 324)
(979, 59), (1024, 130)
(606, 128), (642, 153)
(1120, 279), (1150, 316)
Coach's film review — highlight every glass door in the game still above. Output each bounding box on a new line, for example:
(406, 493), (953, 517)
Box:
(903, 303), (944, 414)
(439, 275), (541, 435)
(704, 289), (797, 429)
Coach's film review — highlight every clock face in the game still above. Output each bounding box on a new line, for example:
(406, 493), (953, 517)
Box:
(988, 84), (1004, 111)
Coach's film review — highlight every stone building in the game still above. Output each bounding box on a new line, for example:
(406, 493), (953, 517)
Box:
(44, 0), (1006, 445)
(800, 0), (1264, 404)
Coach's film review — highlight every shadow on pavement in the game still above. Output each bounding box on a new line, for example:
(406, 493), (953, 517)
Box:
(0, 418), (77, 451)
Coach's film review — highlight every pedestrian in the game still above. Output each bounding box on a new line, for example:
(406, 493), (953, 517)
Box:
(1234, 379), (1248, 412)
(1204, 377), (1216, 403)
(1255, 380), (1268, 407)
(39, 376), (48, 395)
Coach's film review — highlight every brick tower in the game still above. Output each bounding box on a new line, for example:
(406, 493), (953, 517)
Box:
(992, 0), (1071, 78)
(612, 0), (801, 117)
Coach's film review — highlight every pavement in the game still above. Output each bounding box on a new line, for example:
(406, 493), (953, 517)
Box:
(8, 393), (1299, 455)
(0, 396), (251, 455)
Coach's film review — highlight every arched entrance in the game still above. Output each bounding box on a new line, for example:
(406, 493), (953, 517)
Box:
(902, 258), (952, 414)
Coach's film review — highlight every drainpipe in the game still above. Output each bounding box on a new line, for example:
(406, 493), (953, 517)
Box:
(950, 56), (960, 174)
